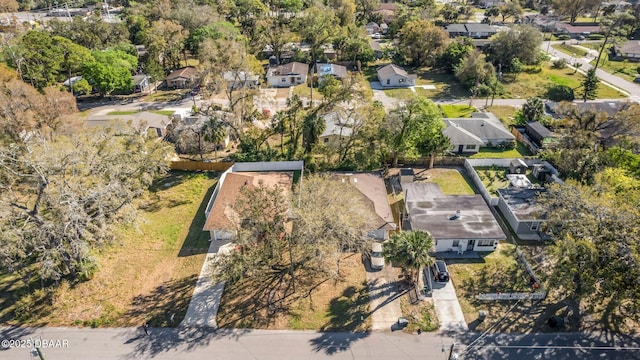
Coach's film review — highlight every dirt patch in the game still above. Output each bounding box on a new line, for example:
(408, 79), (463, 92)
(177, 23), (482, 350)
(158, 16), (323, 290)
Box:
(400, 296), (439, 333)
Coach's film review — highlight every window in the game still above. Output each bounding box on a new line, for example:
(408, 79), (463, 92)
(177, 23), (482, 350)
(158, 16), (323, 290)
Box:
(530, 222), (539, 231)
(281, 78), (286, 82)
(297, 77), (301, 80)
(323, 138), (329, 143)
(452, 240), (459, 247)
(478, 240), (494, 247)
(465, 145), (476, 150)
(399, 78), (405, 83)
(386, 79), (390, 85)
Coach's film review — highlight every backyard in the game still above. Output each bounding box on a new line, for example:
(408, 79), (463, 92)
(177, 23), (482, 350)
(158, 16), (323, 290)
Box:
(413, 168), (476, 195)
(0, 171), (217, 327)
(474, 166), (541, 196)
(216, 254), (371, 331)
(467, 142), (533, 159)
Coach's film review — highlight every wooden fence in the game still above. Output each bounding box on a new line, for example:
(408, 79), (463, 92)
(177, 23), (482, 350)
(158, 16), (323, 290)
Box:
(170, 161), (234, 171)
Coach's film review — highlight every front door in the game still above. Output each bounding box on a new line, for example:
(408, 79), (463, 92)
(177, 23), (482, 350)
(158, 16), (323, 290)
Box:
(290, 76), (296, 84)
(458, 145), (464, 153)
(467, 239), (475, 251)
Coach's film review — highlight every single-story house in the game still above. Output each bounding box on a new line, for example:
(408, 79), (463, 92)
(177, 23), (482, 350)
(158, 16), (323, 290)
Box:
(203, 171), (294, 241)
(316, 63), (348, 82)
(223, 70), (260, 90)
(443, 112), (515, 154)
(443, 23), (497, 39)
(132, 74), (151, 93)
(332, 172), (397, 240)
(166, 67), (198, 89)
(365, 22), (380, 35)
(369, 40), (384, 59)
(614, 40), (640, 61)
(554, 23), (601, 38)
(376, 64), (417, 88)
(319, 112), (353, 147)
(404, 182), (505, 253)
(266, 62), (309, 87)
(373, 3), (397, 22)
(522, 14), (559, 32)
(85, 111), (171, 138)
(525, 121), (554, 148)
(496, 187), (547, 239)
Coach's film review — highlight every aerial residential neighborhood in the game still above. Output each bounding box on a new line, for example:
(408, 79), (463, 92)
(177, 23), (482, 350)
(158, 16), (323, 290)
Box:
(2, 0), (640, 359)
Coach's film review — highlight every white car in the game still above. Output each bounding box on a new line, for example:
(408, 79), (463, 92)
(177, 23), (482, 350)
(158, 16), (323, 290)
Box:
(371, 242), (384, 270)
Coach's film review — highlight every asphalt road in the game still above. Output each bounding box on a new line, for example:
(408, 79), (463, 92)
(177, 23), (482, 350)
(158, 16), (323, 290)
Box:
(4, 326), (640, 359)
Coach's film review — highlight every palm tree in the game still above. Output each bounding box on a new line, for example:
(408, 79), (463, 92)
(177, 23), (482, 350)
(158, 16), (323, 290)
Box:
(522, 97), (544, 122)
(383, 231), (435, 284)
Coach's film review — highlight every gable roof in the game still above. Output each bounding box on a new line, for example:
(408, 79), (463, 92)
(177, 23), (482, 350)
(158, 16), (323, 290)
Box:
(619, 40), (640, 55)
(444, 113), (514, 143)
(268, 62), (309, 77)
(86, 111), (171, 132)
(444, 23), (496, 33)
(332, 172), (396, 231)
(166, 67), (197, 80)
(203, 172), (293, 231)
(443, 120), (485, 145)
(317, 63), (348, 79)
(376, 64), (417, 81)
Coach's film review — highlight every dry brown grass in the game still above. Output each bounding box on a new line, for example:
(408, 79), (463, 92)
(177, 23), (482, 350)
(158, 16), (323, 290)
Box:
(217, 254), (371, 331)
(0, 172), (217, 327)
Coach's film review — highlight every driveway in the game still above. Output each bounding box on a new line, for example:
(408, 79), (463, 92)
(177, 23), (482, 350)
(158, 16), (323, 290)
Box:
(427, 267), (468, 332)
(365, 260), (403, 331)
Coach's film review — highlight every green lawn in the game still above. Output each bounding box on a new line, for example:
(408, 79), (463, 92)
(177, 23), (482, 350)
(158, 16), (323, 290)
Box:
(418, 168), (476, 195)
(415, 69), (470, 99)
(590, 56), (640, 82)
(501, 63), (626, 99)
(468, 142), (532, 159)
(107, 110), (139, 115)
(485, 105), (518, 127)
(383, 87), (414, 99)
(551, 43), (588, 58)
(440, 104), (476, 118)
(147, 89), (188, 103)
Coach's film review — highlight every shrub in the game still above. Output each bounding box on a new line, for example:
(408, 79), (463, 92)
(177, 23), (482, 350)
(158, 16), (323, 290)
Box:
(552, 58), (567, 69)
(546, 84), (575, 101)
(588, 33), (605, 40)
(556, 34), (571, 40)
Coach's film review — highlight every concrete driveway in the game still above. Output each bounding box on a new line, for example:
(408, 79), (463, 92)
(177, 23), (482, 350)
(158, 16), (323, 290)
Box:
(427, 267), (468, 332)
(365, 259), (404, 331)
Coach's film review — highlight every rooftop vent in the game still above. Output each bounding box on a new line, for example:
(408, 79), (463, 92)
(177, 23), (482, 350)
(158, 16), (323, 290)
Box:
(449, 210), (461, 220)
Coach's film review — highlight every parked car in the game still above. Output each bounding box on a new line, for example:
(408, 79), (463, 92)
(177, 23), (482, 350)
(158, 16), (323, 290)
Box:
(370, 242), (384, 270)
(634, 75), (640, 83)
(432, 260), (450, 282)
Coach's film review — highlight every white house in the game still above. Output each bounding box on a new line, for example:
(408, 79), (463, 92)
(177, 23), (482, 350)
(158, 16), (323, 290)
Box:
(443, 112), (515, 154)
(223, 70), (260, 90)
(404, 182), (505, 253)
(376, 64), (417, 88)
(266, 62), (309, 87)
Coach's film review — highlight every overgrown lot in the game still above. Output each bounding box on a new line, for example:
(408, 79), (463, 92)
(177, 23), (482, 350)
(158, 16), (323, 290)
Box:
(0, 171), (217, 327)
(217, 254), (371, 331)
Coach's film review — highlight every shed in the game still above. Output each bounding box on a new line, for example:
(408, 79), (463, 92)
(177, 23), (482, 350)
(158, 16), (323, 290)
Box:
(509, 159), (528, 174)
(399, 168), (414, 185)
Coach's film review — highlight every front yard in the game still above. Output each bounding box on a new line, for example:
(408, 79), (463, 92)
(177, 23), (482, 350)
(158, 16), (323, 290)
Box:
(216, 254), (371, 331)
(0, 171), (217, 327)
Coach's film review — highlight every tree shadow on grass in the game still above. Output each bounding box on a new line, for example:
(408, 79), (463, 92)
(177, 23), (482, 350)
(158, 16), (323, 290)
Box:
(123, 275), (199, 328)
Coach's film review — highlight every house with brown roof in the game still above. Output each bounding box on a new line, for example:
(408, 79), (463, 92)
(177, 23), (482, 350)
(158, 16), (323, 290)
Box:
(332, 172), (397, 240)
(614, 40), (640, 61)
(203, 171), (294, 241)
(266, 62), (309, 87)
(376, 64), (416, 88)
(166, 66), (198, 89)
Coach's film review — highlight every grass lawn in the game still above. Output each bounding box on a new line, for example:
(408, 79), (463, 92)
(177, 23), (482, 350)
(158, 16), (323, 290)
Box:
(150, 110), (176, 116)
(485, 105), (518, 127)
(147, 89), (188, 103)
(414, 168), (476, 195)
(551, 43), (588, 58)
(474, 166), (543, 196)
(107, 110), (139, 115)
(415, 69), (470, 99)
(447, 243), (535, 332)
(590, 56), (640, 82)
(399, 297), (438, 333)
(291, 83), (324, 101)
(467, 142), (533, 159)
(0, 171), (218, 327)
(580, 42), (604, 51)
(217, 254), (371, 331)
(440, 104), (476, 118)
(383, 87), (414, 99)
(500, 63), (626, 99)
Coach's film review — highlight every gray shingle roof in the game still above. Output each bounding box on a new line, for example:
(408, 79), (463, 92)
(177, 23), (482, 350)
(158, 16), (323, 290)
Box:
(443, 112), (514, 144)
(376, 64), (417, 81)
(269, 62), (309, 76)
